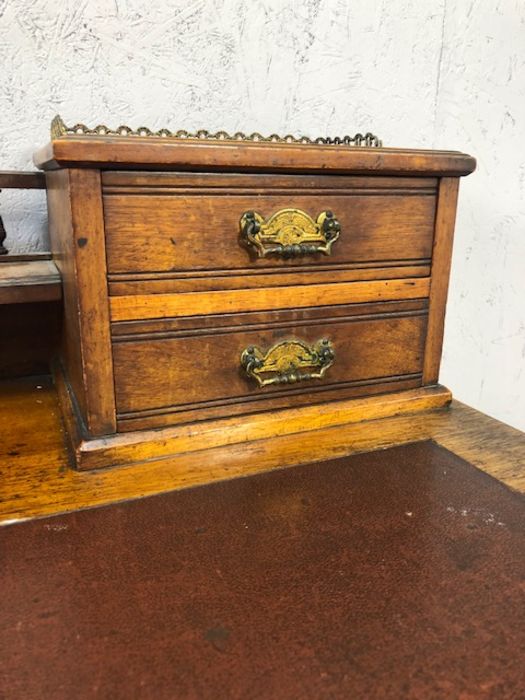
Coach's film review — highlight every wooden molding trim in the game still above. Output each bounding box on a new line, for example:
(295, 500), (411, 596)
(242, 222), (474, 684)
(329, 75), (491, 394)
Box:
(107, 265), (432, 297)
(35, 138), (476, 176)
(111, 299), (429, 337)
(101, 173), (440, 191)
(108, 259), (432, 281)
(109, 277), (431, 322)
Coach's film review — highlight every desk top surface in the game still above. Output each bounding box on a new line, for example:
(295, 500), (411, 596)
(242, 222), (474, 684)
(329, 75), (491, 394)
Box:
(1, 439), (524, 699)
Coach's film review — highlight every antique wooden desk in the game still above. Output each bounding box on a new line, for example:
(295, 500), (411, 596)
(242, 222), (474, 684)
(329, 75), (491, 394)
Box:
(1, 121), (523, 698)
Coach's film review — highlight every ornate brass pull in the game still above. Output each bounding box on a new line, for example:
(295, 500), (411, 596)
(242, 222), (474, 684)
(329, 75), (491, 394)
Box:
(239, 208), (340, 259)
(241, 338), (335, 388)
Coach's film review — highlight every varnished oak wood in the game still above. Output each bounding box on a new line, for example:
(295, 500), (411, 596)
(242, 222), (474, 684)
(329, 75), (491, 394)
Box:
(109, 277), (431, 321)
(34, 137), (476, 175)
(111, 299), (429, 430)
(111, 299), (429, 336)
(104, 191), (436, 274)
(116, 378), (424, 433)
(0, 260), (61, 304)
(0, 171), (46, 189)
(112, 311), (427, 420)
(108, 264), (431, 295)
(45, 169), (116, 435)
(45, 170), (86, 421)
(78, 385), (451, 471)
(423, 177), (459, 383)
(0, 377), (522, 523)
(101, 172), (440, 191)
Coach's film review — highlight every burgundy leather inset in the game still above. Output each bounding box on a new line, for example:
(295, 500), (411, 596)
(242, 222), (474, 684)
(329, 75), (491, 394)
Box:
(1, 441), (524, 699)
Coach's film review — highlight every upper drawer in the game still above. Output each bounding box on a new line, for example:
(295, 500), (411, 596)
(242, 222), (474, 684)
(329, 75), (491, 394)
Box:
(102, 173), (437, 275)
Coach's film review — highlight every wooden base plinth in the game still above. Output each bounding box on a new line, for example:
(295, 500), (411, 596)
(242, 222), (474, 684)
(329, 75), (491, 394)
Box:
(55, 366), (452, 471)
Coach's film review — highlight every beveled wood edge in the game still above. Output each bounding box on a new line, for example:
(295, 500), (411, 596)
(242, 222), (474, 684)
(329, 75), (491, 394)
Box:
(104, 187), (438, 197)
(108, 260), (432, 281)
(109, 277), (431, 322)
(112, 308), (428, 342)
(115, 377), (425, 431)
(108, 266), (432, 297)
(0, 260), (60, 286)
(101, 171), (440, 190)
(0, 171), (46, 189)
(0, 260), (62, 304)
(0, 252), (52, 262)
(34, 138), (476, 176)
(62, 381), (452, 470)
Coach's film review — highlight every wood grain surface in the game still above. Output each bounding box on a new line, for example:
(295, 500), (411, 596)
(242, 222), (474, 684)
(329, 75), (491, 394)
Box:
(45, 169), (116, 435)
(113, 310), (427, 417)
(34, 137), (476, 175)
(35, 138), (476, 468)
(101, 171), (439, 191)
(107, 263), (431, 295)
(115, 378), (426, 434)
(0, 170), (46, 189)
(0, 377), (522, 522)
(109, 278), (431, 321)
(104, 191), (436, 274)
(111, 298), (429, 336)
(423, 177), (460, 383)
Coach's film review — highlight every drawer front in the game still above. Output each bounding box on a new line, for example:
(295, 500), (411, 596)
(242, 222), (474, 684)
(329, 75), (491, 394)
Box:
(104, 190), (436, 276)
(112, 304), (427, 431)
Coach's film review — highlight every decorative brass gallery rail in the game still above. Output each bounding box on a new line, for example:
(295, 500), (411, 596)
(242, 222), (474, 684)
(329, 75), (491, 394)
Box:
(51, 115), (382, 147)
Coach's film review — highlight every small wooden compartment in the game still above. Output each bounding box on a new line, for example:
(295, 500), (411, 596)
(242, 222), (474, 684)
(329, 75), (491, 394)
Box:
(35, 118), (475, 470)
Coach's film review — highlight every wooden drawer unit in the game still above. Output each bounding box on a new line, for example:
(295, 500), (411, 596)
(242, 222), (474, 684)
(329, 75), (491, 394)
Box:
(36, 117), (475, 470)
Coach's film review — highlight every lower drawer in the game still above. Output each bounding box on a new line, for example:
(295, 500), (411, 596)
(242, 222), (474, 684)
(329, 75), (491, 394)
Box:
(112, 302), (428, 431)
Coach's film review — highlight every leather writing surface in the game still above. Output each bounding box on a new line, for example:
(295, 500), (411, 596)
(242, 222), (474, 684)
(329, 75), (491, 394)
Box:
(1, 441), (524, 699)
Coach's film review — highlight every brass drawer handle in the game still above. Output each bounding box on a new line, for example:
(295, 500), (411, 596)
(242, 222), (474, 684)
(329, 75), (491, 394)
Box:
(241, 338), (335, 388)
(240, 208), (340, 259)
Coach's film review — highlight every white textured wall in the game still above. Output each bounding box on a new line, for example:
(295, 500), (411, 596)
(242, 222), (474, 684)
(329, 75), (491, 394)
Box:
(0, 0), (523, 430)
(434, 2), (525, 432)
